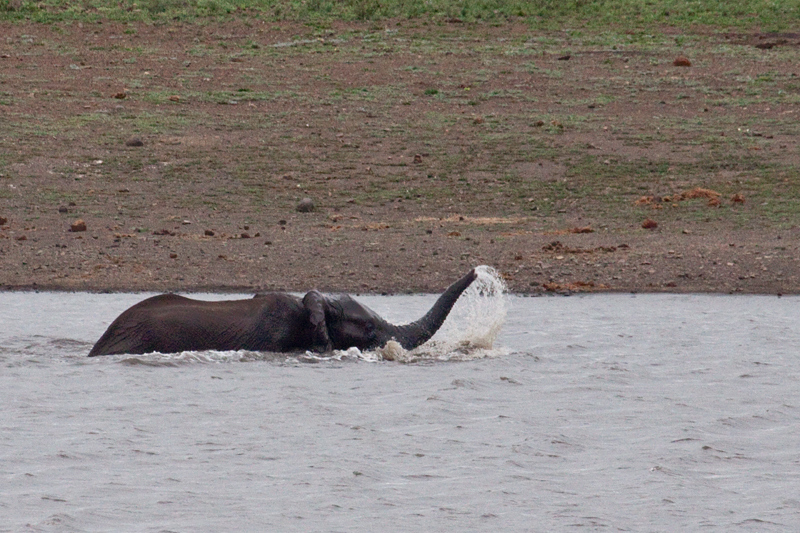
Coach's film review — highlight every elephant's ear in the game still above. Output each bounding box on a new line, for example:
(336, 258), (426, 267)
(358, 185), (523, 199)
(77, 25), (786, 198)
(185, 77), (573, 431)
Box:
(302, 290), (333, 352)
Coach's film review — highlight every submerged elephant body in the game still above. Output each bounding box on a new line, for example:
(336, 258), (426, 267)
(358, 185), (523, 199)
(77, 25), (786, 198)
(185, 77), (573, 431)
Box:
(88, 269), (477, 357)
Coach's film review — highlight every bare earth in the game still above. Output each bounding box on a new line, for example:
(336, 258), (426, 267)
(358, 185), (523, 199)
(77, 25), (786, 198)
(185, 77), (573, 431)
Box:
(1, 19), (799, 295)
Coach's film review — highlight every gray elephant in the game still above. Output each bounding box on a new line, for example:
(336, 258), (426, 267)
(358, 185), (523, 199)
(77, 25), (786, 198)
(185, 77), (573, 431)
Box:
(88, 269), (477, 356)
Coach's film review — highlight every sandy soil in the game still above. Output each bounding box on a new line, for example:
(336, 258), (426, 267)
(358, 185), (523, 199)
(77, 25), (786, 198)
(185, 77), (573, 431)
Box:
(1, 19), (799, 294)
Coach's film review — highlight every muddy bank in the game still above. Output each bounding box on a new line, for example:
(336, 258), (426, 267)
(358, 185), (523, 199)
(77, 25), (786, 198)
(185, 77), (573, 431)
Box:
(1, 20), (798, 294)
(2, 213), (798, 294)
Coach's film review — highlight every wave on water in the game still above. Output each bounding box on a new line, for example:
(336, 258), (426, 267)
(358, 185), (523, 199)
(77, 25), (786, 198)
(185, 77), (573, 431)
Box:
(114, 349), (291, 366)
(0, 336), (93, 364)
(114, 347), (383, 366)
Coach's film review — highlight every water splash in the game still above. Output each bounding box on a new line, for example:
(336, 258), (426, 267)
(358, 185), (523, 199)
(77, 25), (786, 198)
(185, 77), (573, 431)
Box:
(384, 265), (509, 363)
(439, 265), (509, 347)
(295, 346), (383, 364)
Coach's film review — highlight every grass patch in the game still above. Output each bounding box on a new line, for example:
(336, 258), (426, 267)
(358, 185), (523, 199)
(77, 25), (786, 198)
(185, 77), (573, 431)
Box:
(3, 4), (799, 245)
(1, 0), (797, 30)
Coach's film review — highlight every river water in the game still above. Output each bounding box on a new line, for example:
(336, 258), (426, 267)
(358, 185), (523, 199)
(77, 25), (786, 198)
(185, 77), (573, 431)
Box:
(1, 269), (799, 531)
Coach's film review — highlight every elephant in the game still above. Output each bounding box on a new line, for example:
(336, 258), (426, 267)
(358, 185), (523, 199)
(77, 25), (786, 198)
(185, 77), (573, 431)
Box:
(88, 269), (478, 356)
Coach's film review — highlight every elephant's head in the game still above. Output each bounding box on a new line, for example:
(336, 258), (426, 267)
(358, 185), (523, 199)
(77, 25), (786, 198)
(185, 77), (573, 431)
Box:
(303, 269), (478, 352)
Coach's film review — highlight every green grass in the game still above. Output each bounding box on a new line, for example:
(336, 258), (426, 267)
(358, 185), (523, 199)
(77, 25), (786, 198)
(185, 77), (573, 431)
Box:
(2, 0), (798, 30)
(3, 3), (799, 237)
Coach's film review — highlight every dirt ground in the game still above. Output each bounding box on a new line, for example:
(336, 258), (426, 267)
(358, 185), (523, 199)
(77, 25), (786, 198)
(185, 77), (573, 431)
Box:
(1, 19), (799, 295)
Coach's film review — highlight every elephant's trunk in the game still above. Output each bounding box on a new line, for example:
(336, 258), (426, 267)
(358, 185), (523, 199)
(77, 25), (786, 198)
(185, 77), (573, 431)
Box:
(391, 269), (477, 350)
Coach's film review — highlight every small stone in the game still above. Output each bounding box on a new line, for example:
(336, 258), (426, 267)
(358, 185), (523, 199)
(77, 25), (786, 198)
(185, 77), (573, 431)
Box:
(642, 219), (658, 230)
(125, 137), (144, 147)
(673, 56), (691, 67)
(297, 197), (315, 213)
(70, 219), (87, 232)
(569, 226), (594, 234)
(58, 206), (69, 213)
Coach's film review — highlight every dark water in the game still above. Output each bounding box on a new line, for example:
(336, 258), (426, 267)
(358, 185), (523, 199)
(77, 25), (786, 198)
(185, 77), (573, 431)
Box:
(2, 273), (799, 531)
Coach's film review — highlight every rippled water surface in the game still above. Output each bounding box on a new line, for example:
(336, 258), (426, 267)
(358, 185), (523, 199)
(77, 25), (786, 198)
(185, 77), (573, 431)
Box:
(2, 285), (799, 531)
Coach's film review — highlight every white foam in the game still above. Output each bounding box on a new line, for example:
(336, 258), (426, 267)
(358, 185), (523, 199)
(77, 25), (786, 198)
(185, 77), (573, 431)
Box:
(381, 265), (510, 363)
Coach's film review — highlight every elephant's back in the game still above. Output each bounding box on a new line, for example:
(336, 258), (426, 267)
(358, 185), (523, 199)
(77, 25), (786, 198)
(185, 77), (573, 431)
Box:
(88, 292), (309, 356)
